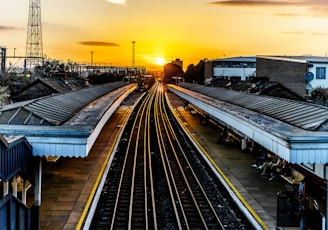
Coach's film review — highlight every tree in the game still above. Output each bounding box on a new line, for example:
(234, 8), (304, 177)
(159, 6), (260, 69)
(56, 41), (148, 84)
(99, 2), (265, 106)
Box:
(163, 63), (183, 84)
(87, 72), (121, 84)
(0, 85), (10, 106)
(311, 87), (328, 106)
(183, 59), (205, 84)
(0, 72), (32, 104)
(43, 58), (79, 77)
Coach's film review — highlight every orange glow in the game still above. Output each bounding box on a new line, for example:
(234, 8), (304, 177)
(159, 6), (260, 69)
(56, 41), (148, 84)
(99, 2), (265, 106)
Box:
(154, 57), (166, 66)
(1, 1), (328, 72)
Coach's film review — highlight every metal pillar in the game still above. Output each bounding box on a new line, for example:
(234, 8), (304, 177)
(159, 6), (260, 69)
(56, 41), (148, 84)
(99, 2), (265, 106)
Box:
(326, 180), (327, 230)
(22, 179), (28, 205)
(91, 51), (94, 66)
(0, 47), (6, 72)
(3, 181), (8, 196)
(12, 176), (17, 198)
(132, 41), (135, 66)
(33, 157), (42, 230)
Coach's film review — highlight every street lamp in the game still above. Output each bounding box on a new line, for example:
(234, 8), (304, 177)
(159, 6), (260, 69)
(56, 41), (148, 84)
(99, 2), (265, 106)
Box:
(91, 51), (94, 66)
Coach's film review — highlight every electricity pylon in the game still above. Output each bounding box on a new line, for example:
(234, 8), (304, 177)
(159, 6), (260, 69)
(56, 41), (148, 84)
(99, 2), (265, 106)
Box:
(25, 0), (43, 69)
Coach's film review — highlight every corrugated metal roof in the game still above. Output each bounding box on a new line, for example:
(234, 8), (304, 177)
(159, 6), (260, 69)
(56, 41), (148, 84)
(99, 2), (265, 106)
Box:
(0, 82), (136, 158)
(0, 81), (128, 126)
(169, 83), (328, 164)
(178, 82), (328, 131)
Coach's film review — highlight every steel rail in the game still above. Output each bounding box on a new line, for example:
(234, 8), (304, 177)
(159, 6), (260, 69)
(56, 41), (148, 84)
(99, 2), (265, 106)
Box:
(162, 91), (226, 229)
(128, 85), (149, 229)
(158, 84), (225, 229)
(145, 85), (158, 230)
(158, 86), (206, 228)
(154, 82), (185, 229)
(110, 87), (153, 229)
(90, 81), (247, 229)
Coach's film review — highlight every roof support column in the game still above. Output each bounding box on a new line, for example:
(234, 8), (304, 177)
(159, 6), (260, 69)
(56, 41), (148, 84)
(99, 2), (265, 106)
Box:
(33, 156), (42, 230)
(34, 156), (42, 206)
(22, 179), (29, 205)
(3, 181), (8, 196)
(12, 175), (17, 197)
(326, 181), (328, 230)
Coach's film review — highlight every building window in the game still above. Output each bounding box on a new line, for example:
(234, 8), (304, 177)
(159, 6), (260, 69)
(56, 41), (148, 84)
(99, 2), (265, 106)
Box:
(302, 163), (314, 171)
(316, 67), (326, 79)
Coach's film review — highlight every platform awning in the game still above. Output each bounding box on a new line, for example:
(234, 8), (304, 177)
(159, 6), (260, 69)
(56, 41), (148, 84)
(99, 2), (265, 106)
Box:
(168, 84), (328, 164)
(0, 83), (137, 158)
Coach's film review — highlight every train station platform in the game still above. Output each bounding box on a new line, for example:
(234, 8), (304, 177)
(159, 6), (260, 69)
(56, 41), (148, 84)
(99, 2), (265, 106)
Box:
(38, 92), (307, 229)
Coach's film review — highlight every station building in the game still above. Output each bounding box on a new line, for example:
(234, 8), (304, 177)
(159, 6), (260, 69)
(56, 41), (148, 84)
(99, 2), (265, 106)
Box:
(256, 55), (328, 99)
(204, 56), (256, 83)
(205, 55), (328, 101)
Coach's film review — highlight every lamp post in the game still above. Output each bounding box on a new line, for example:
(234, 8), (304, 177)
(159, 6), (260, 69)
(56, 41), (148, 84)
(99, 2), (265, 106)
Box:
(132, 41), (135, 66)
(91, 51), (94, 66)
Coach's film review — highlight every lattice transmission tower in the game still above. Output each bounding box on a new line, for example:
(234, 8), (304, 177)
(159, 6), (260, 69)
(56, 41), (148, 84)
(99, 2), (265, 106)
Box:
(25, 0), (43, 69)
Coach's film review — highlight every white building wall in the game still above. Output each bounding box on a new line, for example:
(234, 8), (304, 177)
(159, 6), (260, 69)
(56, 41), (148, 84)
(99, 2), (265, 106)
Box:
(213, 67), (256, 81)
(307, 62), (328, 90)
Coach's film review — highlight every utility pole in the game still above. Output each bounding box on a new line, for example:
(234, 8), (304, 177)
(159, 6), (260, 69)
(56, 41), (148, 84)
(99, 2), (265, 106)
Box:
(91, 51), (94, 66)
(0, 47), (6, 73)
(25, 0), (43, 70)
(132, 41), (135, 66)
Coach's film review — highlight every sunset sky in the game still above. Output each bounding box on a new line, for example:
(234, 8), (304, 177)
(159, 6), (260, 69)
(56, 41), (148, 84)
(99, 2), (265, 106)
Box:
(1, 0), (328, 71)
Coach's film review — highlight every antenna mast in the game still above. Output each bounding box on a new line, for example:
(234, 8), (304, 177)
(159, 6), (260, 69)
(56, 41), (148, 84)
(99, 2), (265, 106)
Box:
(25, 0), (43, 69)
(132, 41), (135, 66)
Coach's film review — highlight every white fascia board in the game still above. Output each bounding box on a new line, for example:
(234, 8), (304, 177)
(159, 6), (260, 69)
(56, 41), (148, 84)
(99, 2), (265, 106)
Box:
(0, 84), (138, 158)
(168, 85), (328, 164)
(169, 87), (291, 161)
(86, 83), (137, 155)
(29, 137), (88, 158)
(0, 125), (91, 158)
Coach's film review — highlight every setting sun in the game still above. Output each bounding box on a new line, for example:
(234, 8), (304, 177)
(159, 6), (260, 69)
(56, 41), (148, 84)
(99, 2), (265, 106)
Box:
(155, 57), (166, 66)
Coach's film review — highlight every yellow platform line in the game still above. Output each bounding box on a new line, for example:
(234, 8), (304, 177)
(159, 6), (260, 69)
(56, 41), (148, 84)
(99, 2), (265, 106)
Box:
(190, 135), (269, 230)
(76, 86), (138, 230)
(75, 127), (121, 230)
(165, 93), (269, 230)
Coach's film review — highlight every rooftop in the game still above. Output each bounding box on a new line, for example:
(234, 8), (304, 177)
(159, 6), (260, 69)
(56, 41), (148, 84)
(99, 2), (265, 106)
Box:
(178, 82), (328, 131)
(210, 56), (256, 63)
(257, 55), (328, 64)
(0, 81), (136, 158)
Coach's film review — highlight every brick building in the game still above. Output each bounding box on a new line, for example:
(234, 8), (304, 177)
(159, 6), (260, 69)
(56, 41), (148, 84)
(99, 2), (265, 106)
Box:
(256, 55), (328, 99)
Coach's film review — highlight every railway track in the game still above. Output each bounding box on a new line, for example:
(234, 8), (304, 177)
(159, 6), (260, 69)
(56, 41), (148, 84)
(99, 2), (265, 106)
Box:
(87, 82), (251, 229)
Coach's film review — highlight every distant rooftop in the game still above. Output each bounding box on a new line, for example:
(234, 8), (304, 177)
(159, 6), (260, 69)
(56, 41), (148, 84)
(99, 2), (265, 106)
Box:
(257, 55), (328, 64)
(210, 56), (256, 63)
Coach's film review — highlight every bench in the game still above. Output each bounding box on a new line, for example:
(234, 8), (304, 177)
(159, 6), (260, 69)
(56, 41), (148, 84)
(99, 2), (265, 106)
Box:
(280, 167), (305, 185)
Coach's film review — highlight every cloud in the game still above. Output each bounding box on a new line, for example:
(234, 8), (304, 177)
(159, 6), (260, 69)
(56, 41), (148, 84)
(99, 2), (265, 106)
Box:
(105, 0), (126, 5)
(208, 0), (304, 7)
(311, 32), (328, 36)
(0, 25), (16, 31)
(79, 41), (119, 47)
(274, 13), (301, 17)
(208, 0), (328, 8)
(208, 0), (328, 17)
(280, 31), (305, 35)
(280, 31), (328, 36)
